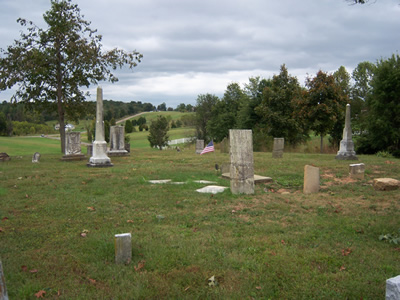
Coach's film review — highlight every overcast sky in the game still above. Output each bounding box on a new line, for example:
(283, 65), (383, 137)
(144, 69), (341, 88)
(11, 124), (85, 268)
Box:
(1, 0), (399, 108)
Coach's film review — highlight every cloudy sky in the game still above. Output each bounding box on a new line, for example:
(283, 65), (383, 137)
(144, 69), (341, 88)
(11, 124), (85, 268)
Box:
(0, 0), (399, 108)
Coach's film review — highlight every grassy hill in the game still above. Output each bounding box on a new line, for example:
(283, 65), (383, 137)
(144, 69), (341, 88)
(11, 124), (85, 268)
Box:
(0, 137), (399, 299)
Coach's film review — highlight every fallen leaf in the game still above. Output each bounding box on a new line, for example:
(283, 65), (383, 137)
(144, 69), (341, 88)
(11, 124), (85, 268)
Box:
(134, 260), (146, 272)
(385, 160), (395, 164)
(339, 265), (346, 271)
(341, 248), (352, 256)
(21, 265), (28, 272)
(80, 233), (87, 238)
(88, 278), (96, 284)
(87, 206), (95, 211)
(0, 227), (3, 233)
(256, 286), (261, 290)
(82, 181), (87, 185)
(281, 240), (286, 245)
(35, 290), (46, 298)
(184, 286), (190, 291)
(18, 177), (22, 180)
(127, 220), (134, 223)
(2, 217), (9, 221)
(25, 194), (29, 198)
(30, 269), (38, 273)
(270, 251), (277, 256)
(123, 177), (129, 180)
(192, 227), (198, 232)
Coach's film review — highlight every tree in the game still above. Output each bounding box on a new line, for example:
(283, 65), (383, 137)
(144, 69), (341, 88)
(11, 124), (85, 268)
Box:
(194, 94), (219, 141)
(0, 0), (142, 153)
(148, 115), (170, 150)
(360, 54), (400, 156)
(297, 71), (347, 153)
(157, 102), (166, 111)
(125, 120), (133, 133)
(255, 65), (307, 145)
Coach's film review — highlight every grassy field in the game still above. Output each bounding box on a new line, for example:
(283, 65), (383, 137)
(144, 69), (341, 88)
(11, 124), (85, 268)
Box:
(1, 136), (400, 299)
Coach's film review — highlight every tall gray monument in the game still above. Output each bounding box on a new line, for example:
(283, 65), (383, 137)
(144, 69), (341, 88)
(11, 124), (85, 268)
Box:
(108, 125), (128, 157)
(229, 129), (254, 194)
(335, 104), (358, 160)
(87, 86), (113, 167)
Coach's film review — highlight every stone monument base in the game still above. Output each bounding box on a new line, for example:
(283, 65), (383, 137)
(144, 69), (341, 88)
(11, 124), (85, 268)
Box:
(61, 154), (86, 161)
(87, 160), (114, 168)
(222, 173), (272, 184)
(107, 150), (129, 157)
(335, 153), (358, 160)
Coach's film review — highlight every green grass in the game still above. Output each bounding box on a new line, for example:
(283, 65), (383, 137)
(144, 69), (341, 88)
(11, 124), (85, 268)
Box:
(1, 137), (400, 299)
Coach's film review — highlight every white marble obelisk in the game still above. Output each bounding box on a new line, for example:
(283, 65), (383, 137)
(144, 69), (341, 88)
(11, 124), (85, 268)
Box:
(87, 86), (113, 167)
(335, 104), (358, 160)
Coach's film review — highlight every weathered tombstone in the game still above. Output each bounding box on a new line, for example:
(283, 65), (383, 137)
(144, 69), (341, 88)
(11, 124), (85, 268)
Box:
(0, 259), (9, 300)
(386, 275), (400, 300)
(87, 144), (93, 157)
(220, 137), (230, 153)
(32, 152), (41, 163)
(0, 153), (11, 162)
(87, 86), (113, 167)
(272, 138), (284, 158)
(195, 139), (204, 154)
(125, 143), (131, 153)
(335, 104), (358, 160)
(373, 178), (400, 191)
(107, 125), (128, 157)
(303, 165), (320, 194)
(349, 163), (365, 179)
(115, 233), (132, 264)
(62, 132), (86, 161)
(229, 129), (254, 194)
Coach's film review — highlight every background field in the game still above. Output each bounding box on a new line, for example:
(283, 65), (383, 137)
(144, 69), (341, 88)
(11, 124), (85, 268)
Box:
(0, 133), (399, 299)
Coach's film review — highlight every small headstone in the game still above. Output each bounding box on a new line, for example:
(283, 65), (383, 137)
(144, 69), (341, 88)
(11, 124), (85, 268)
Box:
(108, 125), (128, 157)
(196, 185), (228, 194)
(220, 137), (230, 153)
(115, 233), (132, 264)
(0, 259), (9, 300)
(373, 178), (400, 191)
(0, 153), (11, 162)
(62, 132), (86, 161)
(229, 130), (254, 194)
(386, 275), (400, 300)
(125, 143), (131, 153)
(195, 140), (204, 154)
(335, 104), (358, 160)
(303, 165), (320, 194)
(349, 163), (365, 179)
(87, 144), (93, 157)
(272, 138), (284, 158)
(32, 152), (41, 163)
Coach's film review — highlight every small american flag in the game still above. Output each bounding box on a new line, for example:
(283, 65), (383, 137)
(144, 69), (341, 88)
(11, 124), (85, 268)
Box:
(200, 141), (214, 155)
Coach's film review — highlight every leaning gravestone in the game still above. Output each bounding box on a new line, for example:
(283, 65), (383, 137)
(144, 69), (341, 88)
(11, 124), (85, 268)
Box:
(303, 165), (320, 194)
(0, 153), (10, 162)
(115, 233), (132, 264)
(87, 86), (113, 167)
(86, 144), (93, 157)
(272, 138), (284, 158)
(195, 139), (204, 154)
(108, 125), (128, 157)
(349, 163), (365, 179)
(62, 132), (86, 161)
(0, 259), (9, 300)
(386, 275), (400, 300)
(32, 152), (41, 163)
(335, 104), (358, 160)
(229, 129), (254, 194)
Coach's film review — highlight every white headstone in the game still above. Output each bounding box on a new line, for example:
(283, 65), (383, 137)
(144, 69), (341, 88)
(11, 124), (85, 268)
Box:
(336, 104), (358, 160)
(386, 275), (400, 300)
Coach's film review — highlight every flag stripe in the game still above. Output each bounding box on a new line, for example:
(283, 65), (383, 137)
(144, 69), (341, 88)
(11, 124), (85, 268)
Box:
(200, 141), (214, 155)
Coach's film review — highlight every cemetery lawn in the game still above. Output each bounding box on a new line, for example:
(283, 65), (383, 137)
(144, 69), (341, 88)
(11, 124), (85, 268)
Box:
(0, 145), (399, 299)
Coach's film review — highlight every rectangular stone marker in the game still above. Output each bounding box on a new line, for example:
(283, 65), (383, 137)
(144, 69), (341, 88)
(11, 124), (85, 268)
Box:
(0, 259), (9, 300)
(303, 165), (320, 194)
(195, 139), (204, 154)
(115, 233), (132, 264)
(65, 132), (82, 155)
(108, 125), (128, 156)
(220, 137), (230, 153)
(87, 144), (93, 157)
(386, 275), (400, 300)
(229, 129), (254, 194)
(272, 138), (284, 158)
(349, 163), (365, 179)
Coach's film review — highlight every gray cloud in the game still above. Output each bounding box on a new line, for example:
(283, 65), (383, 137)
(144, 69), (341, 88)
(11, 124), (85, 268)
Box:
(1, 0), (399, 107)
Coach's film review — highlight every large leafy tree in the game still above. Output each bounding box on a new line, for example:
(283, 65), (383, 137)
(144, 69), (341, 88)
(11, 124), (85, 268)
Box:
(362, 54), (400, 156)
(0, 0), (142, 152)
(194, 93), (219, 141)
(148, 115), (170, 150)
(255, 65), (307, 146)
(297, 70), (348, 153)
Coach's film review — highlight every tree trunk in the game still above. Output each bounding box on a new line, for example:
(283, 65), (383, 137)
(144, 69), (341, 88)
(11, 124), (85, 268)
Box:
(320, 135), (324, 153)
(56, 38), (65, 154)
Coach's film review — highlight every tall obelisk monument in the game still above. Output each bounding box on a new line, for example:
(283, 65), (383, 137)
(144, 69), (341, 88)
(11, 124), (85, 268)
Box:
(87, 86), (113, 167)
(335, 104), (358, 160)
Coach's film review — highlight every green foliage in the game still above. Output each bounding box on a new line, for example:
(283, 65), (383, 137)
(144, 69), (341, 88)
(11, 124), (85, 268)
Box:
(256, 65), (307, 146)
(379, 229), (400, 245)
(11, 121), (55, 135)
(125, 120), (133, 133)
(195, 94), (219, 140)
(148, 115), (170, 150)
(0, 0), (142, 152)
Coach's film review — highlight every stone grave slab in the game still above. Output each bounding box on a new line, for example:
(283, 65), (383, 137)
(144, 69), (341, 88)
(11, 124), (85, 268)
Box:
(373, 178), (400, 191)
(148, 179), (172, 184)
(196, 185), (229, 194)
(386, 275), (400, 300)
(222, 173), (272, 184)
(194, 180), (217, 184)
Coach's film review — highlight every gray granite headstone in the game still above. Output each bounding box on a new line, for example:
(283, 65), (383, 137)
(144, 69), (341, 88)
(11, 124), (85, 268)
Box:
(229, 129), (254, 194)
(32, 152), (41, 163)
(115, 233), (132, 264)
(0, 259), (9, 300)
(272, 138), (284, 158)
(335, 104), (358, 160)
(195, 139), (204, 154)
(386, 275), (400, 300)
(108, 125), (128, 156)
